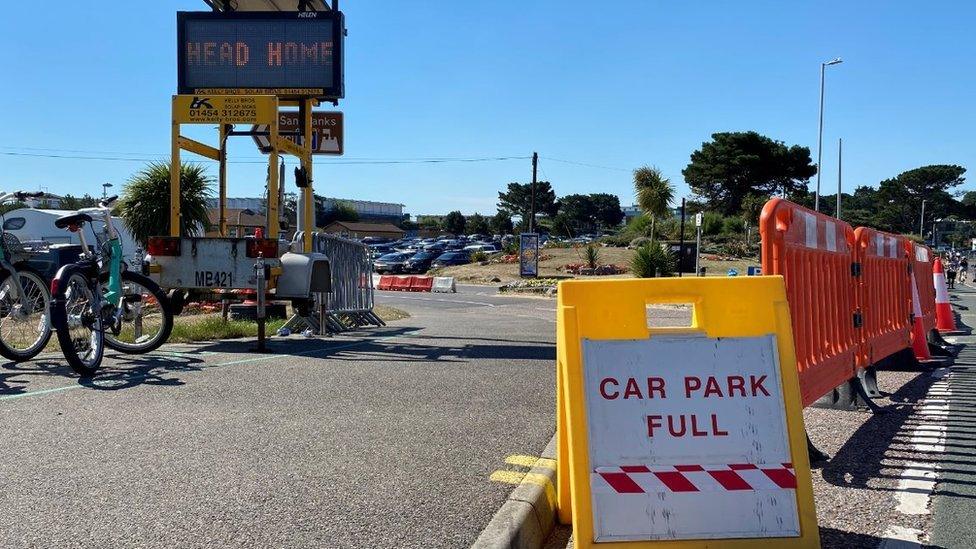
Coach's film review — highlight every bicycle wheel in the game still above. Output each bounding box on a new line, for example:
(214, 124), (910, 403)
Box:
(0, 266), (52, 362)
(52, 270), (104, 376)
(101, 271), (173, 354)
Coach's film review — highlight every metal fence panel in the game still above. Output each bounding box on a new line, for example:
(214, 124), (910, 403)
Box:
(312, 232), (375, 313)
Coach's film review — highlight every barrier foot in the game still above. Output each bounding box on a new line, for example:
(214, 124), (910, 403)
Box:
(928, 341), (953, 358)
(858, 366), (884, 399)
(852, 373), (887, 415)
(807, 434), (830, 466)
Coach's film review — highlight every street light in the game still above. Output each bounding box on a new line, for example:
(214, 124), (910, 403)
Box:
(920, 199), (927, 239)
(102, 182), (113, 199)
(815, 57), (843, 212)
(236, 208), (256, 237)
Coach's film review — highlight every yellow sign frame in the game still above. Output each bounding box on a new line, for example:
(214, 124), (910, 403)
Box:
(169, 94), (316, 251)
(556, 276), (819, 549)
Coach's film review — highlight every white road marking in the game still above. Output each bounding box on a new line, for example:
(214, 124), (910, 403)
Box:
(878, 525), (923, 548)
(883, 366), (950, 545)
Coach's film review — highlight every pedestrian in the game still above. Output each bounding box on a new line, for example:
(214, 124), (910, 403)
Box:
(961, 256), (970, 284)
(946, 256), (958, 289)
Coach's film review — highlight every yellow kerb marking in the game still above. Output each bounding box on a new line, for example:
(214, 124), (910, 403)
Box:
(505, 454), (556, 470)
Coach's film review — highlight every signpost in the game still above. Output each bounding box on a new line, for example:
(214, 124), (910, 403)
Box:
(519, 233), (540, 278)
(253, 112), (343, 155)
(695, 212), (703, 276)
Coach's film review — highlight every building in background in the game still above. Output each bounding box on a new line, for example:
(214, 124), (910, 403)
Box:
(318, 197), (405, 225)
(621, 205), (641, 224)
(322, 221), (405, 240)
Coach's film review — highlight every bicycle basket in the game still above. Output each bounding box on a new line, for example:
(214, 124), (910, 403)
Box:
(2, 233), (29, 262)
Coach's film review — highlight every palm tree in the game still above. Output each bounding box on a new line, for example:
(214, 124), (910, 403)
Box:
(633, 166), (674, 242)
(117, 161), (213, 245)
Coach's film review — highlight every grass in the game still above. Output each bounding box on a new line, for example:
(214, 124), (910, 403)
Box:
(168, 304), (410, 344)
(436, 247), (759, 285)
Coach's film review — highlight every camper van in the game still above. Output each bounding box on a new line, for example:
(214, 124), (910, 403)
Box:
(1, 208), (142, 266)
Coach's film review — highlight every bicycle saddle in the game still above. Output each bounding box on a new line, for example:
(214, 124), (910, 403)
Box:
(54, 213), (93, 229)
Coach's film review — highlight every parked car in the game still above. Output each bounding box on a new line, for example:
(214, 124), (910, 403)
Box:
(404, 250), (438, 273)
(373, 252), (411, 274)
(431, 251), (471, 269)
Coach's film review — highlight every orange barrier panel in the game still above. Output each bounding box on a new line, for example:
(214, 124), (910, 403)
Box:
(854, 228), (912, 368)
(760, 198), (858, 407)
(909, 242), (936, 336)
(391, 276), (413, 291)
(377, 275), (394, 291)
(410, 276), (434, 292)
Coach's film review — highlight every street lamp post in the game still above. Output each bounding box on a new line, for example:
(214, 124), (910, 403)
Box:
(102, 182), (113, 199)
(815, 57), (843, 212)
(920, 199), (927, 239)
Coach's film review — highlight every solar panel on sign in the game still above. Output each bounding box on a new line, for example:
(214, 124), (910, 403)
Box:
(201, 0), (330, 11)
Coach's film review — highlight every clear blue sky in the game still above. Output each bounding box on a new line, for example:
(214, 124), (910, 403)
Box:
(2, 1), (974, 216)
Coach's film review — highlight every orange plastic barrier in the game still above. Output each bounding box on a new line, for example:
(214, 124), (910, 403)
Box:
(409, 276), (434, 292)
(760, 198), (858, 407)
(909, 242), (936, 336)
(854, 228), (912, 368)
(391, 276), (413, 291)
(377, 275), (395, 291)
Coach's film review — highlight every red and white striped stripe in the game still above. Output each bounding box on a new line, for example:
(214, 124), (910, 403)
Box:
(594, 464), (797, 494)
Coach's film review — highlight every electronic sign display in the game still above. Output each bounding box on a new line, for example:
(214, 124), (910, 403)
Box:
(178, 11), (344, 99)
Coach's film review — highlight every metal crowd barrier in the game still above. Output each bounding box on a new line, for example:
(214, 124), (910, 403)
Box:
(281, 232), (385, 334)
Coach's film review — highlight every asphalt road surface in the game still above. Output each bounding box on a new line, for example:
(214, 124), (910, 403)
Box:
(0, 285), (557, 548)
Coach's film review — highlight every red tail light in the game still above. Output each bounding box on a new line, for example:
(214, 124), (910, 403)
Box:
(50, 278), (59, 295)
(246, 238), (278, 259)
(147, 237), (181, 257)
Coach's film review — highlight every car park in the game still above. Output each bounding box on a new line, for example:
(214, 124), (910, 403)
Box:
(373, 252), (411, 274)
(431, 251), (471, 268)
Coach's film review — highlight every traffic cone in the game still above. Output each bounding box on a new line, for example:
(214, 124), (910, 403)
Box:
(933, 258), (958, 333)
(910, 271), (933, 360)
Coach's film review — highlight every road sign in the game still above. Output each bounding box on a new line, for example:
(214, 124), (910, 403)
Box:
(519, 233), (540, 278)
(556, 277), (819, 548)
(253, 112), (343, 155)
(695, 212), (703, 227)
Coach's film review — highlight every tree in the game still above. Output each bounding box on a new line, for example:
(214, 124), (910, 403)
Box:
(118, 161), (213, 245)
(557, 194), (596, 233)
(739, 193), (769, 226)
(443, 210), (466, 235)
(316, 199), (359, 228)
(633, 166), (674, 242)
(589, 193), (624, 228)
(490, 211), (514, 234)
(875, 165), (966, 233)
(682, 131), (817, 215)
(60, 194), (98, 211)
(497, 181), (558, 227)
(467, 212), (490, 235)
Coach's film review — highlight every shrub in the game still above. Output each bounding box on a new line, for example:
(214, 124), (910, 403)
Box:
(631, 243), (675, 278)
(722, 215), (745, 235)
(584, 244), (600, 269)
(503, 240), (519, 254)
(629, 236), (651, 249)
(470, 250), (488, 262)
(701, 212), (724, 237)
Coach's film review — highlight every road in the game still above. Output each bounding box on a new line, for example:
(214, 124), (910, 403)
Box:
(0, 285), (557, 548)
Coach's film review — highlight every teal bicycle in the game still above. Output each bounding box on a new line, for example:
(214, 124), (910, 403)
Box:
(50, 196), (173, 376)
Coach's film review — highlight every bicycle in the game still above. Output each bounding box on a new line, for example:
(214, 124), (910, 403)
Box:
(50, 196), (174, 376)
(0, 190), (53, 362)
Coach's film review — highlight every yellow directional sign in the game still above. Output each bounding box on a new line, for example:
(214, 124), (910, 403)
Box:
(172, 95), (278, 124)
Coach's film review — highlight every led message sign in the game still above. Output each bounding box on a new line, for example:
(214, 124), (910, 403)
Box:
(177, 11), (344, 99)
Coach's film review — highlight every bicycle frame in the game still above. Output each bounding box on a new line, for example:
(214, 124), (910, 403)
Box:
(73, 204), (124, 310)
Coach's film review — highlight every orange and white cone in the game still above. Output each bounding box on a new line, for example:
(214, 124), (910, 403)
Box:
(910, 271), (933, 360)
(933, 258), (958, 333)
